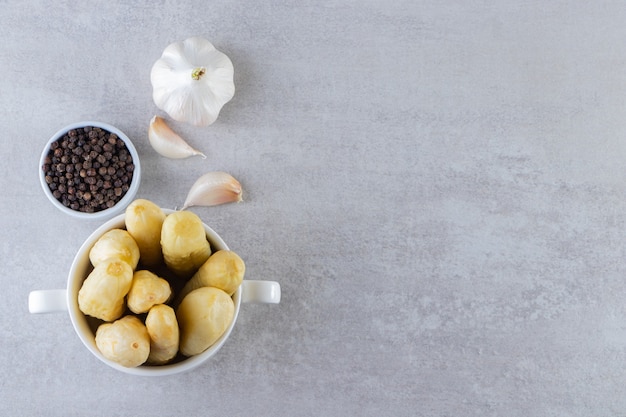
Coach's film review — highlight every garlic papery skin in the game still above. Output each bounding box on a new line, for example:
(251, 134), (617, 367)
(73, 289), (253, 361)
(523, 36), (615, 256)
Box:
(151, 37), (235, 127)
(148, 116), (206, 159)
(182, 172), (242, 210)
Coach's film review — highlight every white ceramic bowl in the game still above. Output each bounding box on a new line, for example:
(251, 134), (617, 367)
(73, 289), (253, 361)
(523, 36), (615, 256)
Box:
(70, 211), (240, 376)
(39, 121), (141, 221)
(28, 210), (281, 376)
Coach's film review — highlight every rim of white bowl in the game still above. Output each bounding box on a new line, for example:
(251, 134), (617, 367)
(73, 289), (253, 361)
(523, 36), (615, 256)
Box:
(39, 121), (141, 221)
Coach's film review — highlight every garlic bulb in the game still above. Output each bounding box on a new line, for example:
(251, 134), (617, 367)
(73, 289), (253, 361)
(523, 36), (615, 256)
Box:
(148, 116), (206, 159)
(151, 37), (235, 126)
(182, 171), (242, 210)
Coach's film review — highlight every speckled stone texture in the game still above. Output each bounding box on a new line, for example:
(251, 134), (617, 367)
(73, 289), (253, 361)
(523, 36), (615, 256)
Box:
(3, 1), (626, 416)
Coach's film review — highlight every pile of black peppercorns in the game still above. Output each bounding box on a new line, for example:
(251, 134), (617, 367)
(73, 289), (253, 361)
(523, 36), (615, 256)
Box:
(42, 126), (135, 213)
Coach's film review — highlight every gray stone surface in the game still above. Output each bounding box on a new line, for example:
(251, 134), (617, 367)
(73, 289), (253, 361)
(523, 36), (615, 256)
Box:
(2, 0), (626, 415)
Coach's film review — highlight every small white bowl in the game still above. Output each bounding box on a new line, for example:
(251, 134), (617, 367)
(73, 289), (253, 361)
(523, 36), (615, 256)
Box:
(39, 121), (141, 221)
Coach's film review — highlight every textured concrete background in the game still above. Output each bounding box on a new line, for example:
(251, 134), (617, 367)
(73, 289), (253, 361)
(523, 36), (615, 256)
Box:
(2, 1), (626, 415)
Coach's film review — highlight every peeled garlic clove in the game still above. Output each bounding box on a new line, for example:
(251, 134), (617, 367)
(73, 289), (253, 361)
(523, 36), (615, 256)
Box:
(96, 316), (150, 368)
(89, 229), (140, 270)
(182, 171), (243, 210)
(127, 270), (172, 314)
(148, 115), (206, 159)
(177, 250), (245, 304)
(125, 199), (166, 267)
(78, 259), (134, 322)
(161, 210), (212, 277)
(146, 304), (179, 365)
(177, 287), (235, 356)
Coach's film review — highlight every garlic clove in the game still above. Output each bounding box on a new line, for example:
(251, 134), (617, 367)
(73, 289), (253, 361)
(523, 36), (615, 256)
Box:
(182, 171), (243, 210)
(148, 116), (206, 159)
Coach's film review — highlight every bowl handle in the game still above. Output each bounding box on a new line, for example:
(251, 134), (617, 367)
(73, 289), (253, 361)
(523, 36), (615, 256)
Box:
(240, 281), (281, 304)
(29, 289), (67, 314)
